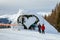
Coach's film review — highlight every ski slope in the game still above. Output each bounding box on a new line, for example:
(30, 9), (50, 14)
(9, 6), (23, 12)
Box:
(10, 10), (58, 34)
(0, 9), (58, 34)
(0, 9), (59, 40)
(0, 29), (60, 40)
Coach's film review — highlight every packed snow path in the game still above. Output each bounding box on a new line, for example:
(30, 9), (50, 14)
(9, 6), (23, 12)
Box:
(0, 29), (60, 40)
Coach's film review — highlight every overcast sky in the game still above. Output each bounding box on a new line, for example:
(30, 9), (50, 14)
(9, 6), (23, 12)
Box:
(0, 0), (60, 15)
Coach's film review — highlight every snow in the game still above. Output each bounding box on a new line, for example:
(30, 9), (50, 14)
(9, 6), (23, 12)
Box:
(10, 10), (57, 34)
(0, 9), (58, 34)
(37, 12), (52, 16)
(0, 29), (60, 40)
(24, 17), (36, 28)
(0, 9), (59, 40)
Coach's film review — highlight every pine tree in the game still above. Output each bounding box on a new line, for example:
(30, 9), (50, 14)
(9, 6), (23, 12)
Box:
(44, 3), (60, 32)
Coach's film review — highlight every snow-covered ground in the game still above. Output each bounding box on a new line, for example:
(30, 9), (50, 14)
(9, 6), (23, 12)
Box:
(0, 29), (60, 40)
(0, 9), (59, 40)
(10, 10), (58, 34)
(0, 9), (58, 34)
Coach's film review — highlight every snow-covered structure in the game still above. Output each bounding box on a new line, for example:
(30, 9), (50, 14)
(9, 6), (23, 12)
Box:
(10, 9), (57, 33)
(0, 9), (58, 34)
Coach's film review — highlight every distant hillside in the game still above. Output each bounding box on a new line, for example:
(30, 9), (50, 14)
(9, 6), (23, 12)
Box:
(44, 3), (60, 32)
